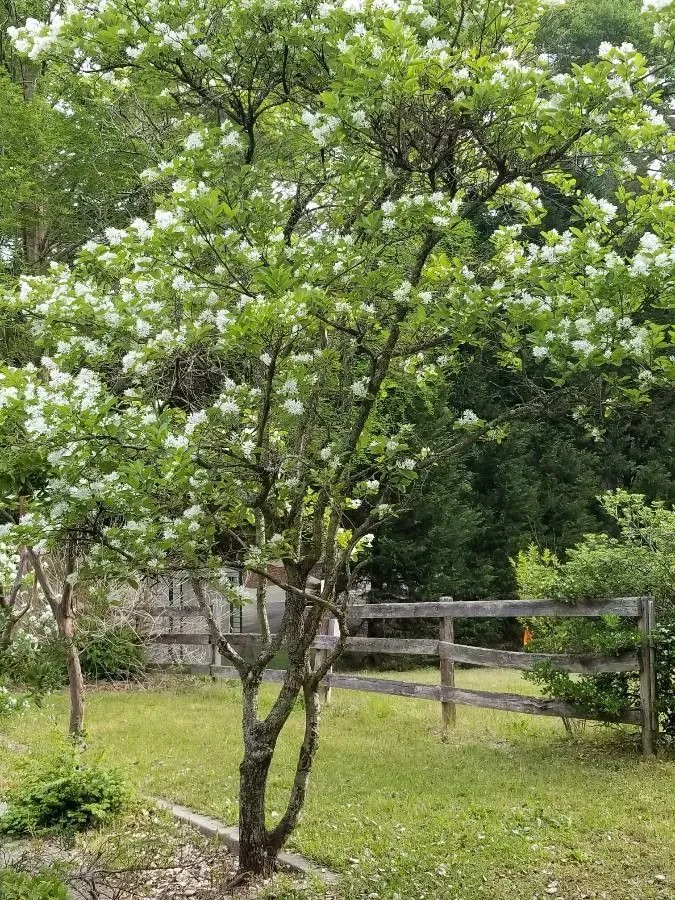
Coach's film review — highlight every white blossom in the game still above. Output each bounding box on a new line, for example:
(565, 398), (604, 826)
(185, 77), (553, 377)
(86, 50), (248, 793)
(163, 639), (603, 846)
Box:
(282, 398), (304, 415)
(184, 131), (204, 150)
(53, 99), (74, 116)
(587, 196), (618, 222)
(642, 0), (672, 12)
(640, 232), (661, 252)
(350, 379), (369, 398)
(457, 409), (480, 425)
(393, 280), (412, 302)
(154, 209), (179, 229)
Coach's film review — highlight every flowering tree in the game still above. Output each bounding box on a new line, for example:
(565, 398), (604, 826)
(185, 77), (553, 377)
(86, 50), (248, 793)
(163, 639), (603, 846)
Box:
(2, 0), (674, 876)
(0, 543), (33, 652)
(0, 520), (86, 733)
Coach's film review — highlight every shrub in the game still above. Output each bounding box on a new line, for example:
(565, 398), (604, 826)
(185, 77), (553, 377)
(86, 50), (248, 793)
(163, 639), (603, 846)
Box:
(0, 746), (130, 837)
(0, 869), (69, 900)
(79, 625), (147, 681)
(0, 616), (67, 699)
(0, 622), (147, 690)
(515, 491), (675, 739)
(0, 683), (28, 718)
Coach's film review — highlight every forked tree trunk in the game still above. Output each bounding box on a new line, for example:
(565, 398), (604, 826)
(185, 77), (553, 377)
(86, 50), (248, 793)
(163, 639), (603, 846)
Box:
(237, 677), (322, 876)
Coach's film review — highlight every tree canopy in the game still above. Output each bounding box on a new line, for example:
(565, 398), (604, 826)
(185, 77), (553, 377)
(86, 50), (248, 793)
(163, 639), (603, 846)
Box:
(0, 0), (674, 876)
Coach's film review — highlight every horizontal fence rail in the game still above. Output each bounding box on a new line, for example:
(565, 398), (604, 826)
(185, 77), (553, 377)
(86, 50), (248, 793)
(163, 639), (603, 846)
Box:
(148, 595), (657, 755)
(148, 597), (645, 623)
(347, 597), (645, 619)
(151, 663), (642, 726)
(153, 633), (639, 675)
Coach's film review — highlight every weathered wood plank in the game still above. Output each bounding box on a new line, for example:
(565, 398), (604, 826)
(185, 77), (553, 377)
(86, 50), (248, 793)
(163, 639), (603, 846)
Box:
(638, 597), (657, 757)
(156, 632), (638, 674)
(313, 635), (637, 672)
(149, 664), (641, 724)
(154, 633), (212, 645)
(439, 685), (642, 724)
(348, 597), (644, 620)
(320, 675), (641, 724)
(313, 635), (440, 655)
(320, 674), (641, 724)
(149, 597), (645, 622)
(438, 643), (639, 674)
(440, 616), (456, 729)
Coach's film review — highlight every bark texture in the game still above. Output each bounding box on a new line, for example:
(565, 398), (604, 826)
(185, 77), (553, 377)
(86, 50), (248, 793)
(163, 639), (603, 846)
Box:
(28, 544), (85, 735)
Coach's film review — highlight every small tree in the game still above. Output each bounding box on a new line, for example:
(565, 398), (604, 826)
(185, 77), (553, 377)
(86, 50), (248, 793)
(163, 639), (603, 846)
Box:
(0, 544), (33, 653)
(0, 525), (87, 734)
(3, 0), (674, 876)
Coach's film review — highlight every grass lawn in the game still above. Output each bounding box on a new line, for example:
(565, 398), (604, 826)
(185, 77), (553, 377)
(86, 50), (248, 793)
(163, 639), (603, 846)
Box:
(1, 668), (674, 900)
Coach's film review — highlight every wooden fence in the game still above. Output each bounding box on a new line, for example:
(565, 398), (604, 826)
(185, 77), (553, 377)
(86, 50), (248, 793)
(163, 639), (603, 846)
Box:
(152, 595), (658, 756)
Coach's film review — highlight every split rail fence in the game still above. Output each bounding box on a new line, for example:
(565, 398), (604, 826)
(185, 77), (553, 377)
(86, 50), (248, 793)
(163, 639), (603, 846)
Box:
(152, 595), (658, 756)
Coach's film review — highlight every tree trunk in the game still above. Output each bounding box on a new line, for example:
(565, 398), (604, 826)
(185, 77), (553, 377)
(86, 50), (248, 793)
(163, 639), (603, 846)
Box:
(238, 741), (276, 876)
(234, 569), (335, 876)
(237, 676), (323, 876)
(61, 615), (85, 736)
(268, 683), (321, 854)
(17, 56), (49, 271)
(26, 543), (85, 736)
(235, 674), (275, 876)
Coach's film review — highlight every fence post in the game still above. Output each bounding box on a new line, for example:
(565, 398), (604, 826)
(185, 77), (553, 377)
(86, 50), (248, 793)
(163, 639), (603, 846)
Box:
(208, 593), (224, 677)
(638, 596), (657, 757)
(317, 615), (338, 706)
(440, 614), (456, 732)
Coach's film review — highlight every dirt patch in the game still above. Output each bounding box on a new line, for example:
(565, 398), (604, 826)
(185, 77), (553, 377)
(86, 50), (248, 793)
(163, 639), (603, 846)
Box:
(1, 815), (307, 899)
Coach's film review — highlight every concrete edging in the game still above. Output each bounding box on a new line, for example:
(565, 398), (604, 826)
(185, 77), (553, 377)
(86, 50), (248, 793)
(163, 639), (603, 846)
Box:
(152, 798), (339, 885)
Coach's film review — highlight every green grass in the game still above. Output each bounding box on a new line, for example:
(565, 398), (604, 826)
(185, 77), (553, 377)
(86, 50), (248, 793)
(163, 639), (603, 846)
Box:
(1, 669), (674, 899)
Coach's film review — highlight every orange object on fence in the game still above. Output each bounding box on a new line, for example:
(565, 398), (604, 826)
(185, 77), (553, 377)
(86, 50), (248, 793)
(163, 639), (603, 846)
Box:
(523, 626), (534, 647)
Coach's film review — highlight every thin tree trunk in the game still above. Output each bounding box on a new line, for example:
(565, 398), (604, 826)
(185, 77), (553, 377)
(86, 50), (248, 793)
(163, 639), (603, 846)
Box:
(268, 682), (321, 854)
(61, 615), (85, 735)
(0, 548), (31, 652)
(28, 543), (85, 736)
(16, 50), (48, 270)
(235, 568), (340, 876)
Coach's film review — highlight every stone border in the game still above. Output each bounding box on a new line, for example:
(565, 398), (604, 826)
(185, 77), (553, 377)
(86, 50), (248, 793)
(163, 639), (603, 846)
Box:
(153, 798), (339, 885)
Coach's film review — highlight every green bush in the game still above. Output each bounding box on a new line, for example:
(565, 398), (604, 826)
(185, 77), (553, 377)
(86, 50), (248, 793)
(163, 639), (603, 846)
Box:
(0, 627), (68, 699)
(79, 625), (147, 681)
(0, 683), (28, 718)
(0, 746), (130, 837)
(0, 869), (69, 900)
(515, 491), (675, 739)
(0, 622), (147, 691)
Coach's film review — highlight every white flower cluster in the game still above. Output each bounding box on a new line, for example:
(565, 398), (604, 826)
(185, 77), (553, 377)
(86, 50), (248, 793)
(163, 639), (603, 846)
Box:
(301, 110), (340, 146)
(380, 191), (462, 233)
(628, 232), (675, 277)
(7, 13), (64, 60)
(456, 409), (481, 426)
(642, 0), (673, 11)
(584, 195), (618, 223)
(489, 180), (545, 222)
